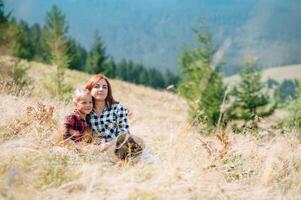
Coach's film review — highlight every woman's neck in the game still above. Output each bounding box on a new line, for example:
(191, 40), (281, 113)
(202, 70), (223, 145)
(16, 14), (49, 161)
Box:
(94, 100), (106, 114)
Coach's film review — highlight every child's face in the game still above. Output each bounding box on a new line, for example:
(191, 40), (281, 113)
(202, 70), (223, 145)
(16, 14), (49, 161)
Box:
(76, 94), (93, 115)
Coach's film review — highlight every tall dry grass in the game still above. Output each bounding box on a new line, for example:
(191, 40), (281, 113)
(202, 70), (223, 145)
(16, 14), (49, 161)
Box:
(0, 56), (301, 199)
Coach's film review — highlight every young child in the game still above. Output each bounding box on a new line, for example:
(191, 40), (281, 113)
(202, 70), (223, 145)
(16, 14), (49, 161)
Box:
(63, 88), (93, 143)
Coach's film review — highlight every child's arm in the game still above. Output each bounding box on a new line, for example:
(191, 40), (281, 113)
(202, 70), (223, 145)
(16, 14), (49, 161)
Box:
(64, 115), (82, 142)
(69, 130), (82, 137)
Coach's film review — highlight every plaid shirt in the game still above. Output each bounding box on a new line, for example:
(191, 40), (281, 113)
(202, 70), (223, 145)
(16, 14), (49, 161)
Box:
(63, 110), (90, 142)
(89, 103), (130, 142)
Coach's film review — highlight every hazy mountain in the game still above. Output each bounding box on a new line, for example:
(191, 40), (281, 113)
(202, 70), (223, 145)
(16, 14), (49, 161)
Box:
(5, 0), (301, 75)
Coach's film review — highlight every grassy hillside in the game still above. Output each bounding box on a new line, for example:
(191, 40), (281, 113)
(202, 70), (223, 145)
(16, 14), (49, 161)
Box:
(0, 56), (301, 199)
(225, 64), (301, 85)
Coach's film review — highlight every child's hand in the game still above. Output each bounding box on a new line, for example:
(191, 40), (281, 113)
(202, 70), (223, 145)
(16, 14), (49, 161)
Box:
(70, 130), (81, 137)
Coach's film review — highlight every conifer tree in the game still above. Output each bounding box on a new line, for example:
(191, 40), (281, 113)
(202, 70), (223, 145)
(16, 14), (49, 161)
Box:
(178, 32), (225, 131)
(0, 0), (13, 52)
(85, 31), (107, 74)
(230, 58), (276, 121)
(139, 68), (150, 86)
(29, 23), (50, 63)
(0, 0), (9, 27)
(147, 68), (165, 88)
(116, 58), (128, 79)
(12, 20), (34, 59)
(67, 38), (87, 71)
(201, 70), (226, 127)
(133, 64), (144, 84)
(0, 0), (8, 25)
(164, 70), (179, 89)
(104, 57), (117, 78)
(274, 79), (298, 103)
(44, 5), (71, 96)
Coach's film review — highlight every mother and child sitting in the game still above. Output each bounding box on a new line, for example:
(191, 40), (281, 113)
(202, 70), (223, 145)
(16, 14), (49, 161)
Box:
(63, 74), (144, 163)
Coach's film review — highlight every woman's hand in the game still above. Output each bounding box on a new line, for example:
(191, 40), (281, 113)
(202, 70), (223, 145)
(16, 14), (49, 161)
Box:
(100, 141), (113, 152)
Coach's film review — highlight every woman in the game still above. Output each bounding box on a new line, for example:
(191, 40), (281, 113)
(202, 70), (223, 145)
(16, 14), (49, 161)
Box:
(85, 74), (157, 164)
(85, 74), (130, 143)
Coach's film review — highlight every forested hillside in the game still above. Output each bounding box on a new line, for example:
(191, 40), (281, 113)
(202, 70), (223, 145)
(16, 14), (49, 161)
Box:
(5, 0), (301, 74)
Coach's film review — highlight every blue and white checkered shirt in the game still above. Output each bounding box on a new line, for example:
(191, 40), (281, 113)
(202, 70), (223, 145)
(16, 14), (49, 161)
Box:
(88, 103), (130, 142)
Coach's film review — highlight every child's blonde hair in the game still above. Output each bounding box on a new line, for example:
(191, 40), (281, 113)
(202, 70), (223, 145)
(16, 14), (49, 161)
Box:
(72, 88), (92, 105)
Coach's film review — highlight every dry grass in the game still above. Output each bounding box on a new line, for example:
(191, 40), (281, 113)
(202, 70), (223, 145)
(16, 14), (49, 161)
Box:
(1, 56), (301, 199)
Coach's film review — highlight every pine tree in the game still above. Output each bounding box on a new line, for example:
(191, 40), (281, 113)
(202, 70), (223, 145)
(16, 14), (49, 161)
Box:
(85, 31), (107, 74)
(133, 64), (144, 84)
(230, 58), (276, 121)
(29, 23), (50, 63)
(124, 60), (134, 81)
(67, 37), (87, 71)
(44, 5), (71, 97)
(0, 0), (9, 29)
(104, 57), (117, 78)
(178, 31), (225, 132)
(178, 33), (214, 101)
(0, 0), (13, 52)
(147, 68), (165, 88)
(164, 70), (179, 89)
(274, 79), (298, 103)
(139, 67), (150, 86)
(0, 0), (10, 27)
(0, 0), (8, 24)
(201, 70), (226, 127)
(116, 59), (128, 80)
(266, 78), (279, 89)
(12, 20), (34, 59)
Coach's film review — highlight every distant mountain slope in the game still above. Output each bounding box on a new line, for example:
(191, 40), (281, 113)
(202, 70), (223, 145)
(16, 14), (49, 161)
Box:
(225, 64), (301, 85)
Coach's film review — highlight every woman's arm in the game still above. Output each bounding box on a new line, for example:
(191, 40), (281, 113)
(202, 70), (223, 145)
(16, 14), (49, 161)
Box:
(115, 104), (130, 134)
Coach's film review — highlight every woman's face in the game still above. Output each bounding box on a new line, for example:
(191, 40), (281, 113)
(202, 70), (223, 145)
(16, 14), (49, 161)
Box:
(91, 79), (108, 102)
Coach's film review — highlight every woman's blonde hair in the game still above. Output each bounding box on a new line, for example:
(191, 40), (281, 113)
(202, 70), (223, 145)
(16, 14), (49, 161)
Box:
(72, 88), (91, 105)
